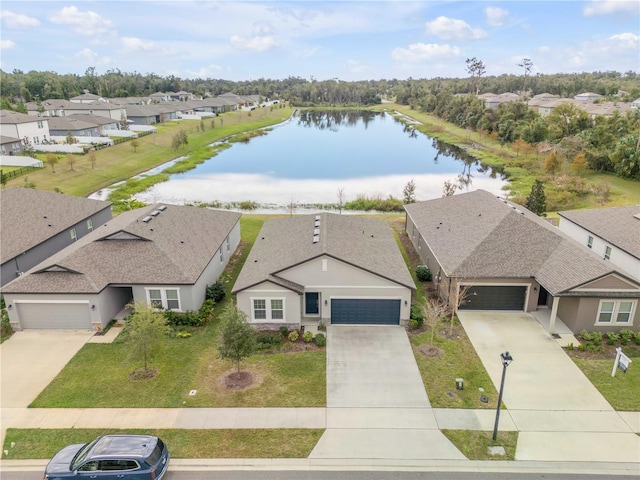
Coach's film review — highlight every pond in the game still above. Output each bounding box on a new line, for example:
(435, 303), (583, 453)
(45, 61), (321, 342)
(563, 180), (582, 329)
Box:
(133, 110), (506, 212)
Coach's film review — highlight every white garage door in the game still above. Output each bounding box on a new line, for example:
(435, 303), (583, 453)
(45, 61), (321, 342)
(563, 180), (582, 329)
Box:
(17, 302), (92, 330)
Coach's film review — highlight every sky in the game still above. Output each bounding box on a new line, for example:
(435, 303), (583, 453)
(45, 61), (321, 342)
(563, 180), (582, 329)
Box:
(0, 0), (638, 81)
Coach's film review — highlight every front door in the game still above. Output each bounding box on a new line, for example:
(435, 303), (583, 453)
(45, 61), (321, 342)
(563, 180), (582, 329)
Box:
(305, 292), (319, 315)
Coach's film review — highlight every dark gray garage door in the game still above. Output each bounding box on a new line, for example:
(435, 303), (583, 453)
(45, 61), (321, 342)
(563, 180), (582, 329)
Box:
(331, 299), (400, 325)
(460, 286), (526, 311)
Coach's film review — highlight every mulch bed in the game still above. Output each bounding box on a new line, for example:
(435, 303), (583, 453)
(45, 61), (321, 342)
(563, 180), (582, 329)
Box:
(565, 342), (639, 361)
(129, 366), (159, 381)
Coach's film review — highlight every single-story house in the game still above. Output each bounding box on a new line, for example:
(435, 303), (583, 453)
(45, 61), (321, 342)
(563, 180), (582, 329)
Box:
(0, 187), (112, 287)
(3, 204), (241, 330)
(558, 205), (640, 281)
(47, 116), (101, 138)
(0, 135), (23, 155)
(404, 190), (640, 334)
(232, 213), (415, 328)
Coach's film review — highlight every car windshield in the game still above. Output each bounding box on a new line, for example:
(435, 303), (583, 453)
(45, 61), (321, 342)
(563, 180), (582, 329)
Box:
(71, 438), (100, 471)
(145, 438), (164, 466)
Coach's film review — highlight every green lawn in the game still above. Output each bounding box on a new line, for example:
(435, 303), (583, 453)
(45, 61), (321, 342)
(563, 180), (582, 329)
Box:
(442, 430), (518, 460)
(3, 428), (324, 460)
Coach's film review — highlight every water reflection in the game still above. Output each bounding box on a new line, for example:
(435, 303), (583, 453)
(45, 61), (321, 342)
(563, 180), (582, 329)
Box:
(133, 110), (506, 210)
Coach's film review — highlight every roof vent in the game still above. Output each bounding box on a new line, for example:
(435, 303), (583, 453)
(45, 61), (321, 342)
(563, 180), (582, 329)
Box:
(142, 216), (152, 223)
(150, 210), (160, 216)
(315, 215), (321, 220)
(314, 228), (320, 235)
(313, 234), (320, 244)
(158, 205), (167, 211)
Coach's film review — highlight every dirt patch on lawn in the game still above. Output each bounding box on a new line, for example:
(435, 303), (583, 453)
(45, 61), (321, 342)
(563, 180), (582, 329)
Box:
(129, 366), (159, 381)
(418, 344), (444, 358)
(220, 369), (264, 391)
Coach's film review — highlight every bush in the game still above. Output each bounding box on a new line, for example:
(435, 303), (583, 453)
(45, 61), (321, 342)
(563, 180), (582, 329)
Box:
(279, 325), (289, 337)
(164, 309), (203, 327)
(206, 281), (226, 303)
(415, 265), (432, 282)
(619, 329), (634, 345)
(606, 332), (619, 345)
(314, 333), (326, 346)
(410, 304), (424, 327)
(199, 299), (216, 323)
(408, 319), (419, 330)
(255, 332), (283, 350)
(635, 331), (640, 345)
(317, 321), (326, 331)
(580, 330), (602, 346)
(302, 331), (314, 343)
(288, 330), (299, 342)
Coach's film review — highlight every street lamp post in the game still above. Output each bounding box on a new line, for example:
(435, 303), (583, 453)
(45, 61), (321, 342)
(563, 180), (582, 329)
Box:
(492, 351), (513, 441)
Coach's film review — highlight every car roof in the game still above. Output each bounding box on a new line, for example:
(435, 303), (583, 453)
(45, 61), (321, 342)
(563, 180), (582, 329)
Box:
(87, 435), (158, 459)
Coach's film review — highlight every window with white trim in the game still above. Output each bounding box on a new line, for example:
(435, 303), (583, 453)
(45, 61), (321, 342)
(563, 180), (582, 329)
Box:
(596, 300), (635, 325)
(70, 228), (77, 241)
(252, 298), (285, 321)
(226, 236), (230, 252)
(587, 236), (593, 248)
(219, 246), (223, 263)
(147, 288), (181, 310)
(87, 219), (93, 231)
(604, 246), (612, 260)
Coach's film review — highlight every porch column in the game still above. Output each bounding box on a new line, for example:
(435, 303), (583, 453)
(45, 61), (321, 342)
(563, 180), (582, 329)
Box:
(549, 296), (559, 334)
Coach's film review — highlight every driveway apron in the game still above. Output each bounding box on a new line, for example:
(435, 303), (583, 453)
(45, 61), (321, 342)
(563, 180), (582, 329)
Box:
(310, 326), (465, 460)
(457, 311), (639, 463)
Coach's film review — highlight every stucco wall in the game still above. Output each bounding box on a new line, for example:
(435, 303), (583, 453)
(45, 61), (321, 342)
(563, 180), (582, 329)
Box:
(559, 296), (639, 333)
(236, 282), (302, 325)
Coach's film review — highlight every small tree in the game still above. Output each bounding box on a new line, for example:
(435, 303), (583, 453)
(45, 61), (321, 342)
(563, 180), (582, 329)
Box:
(442, 180), (457, 197)
(572, 152), (588, 174)
(218, 304), (257, 373)
(465, 57), (486, 95)
(517, 57), (533, 95)
(65, 131), (74, 145)
(210, 119), (215, 129)
(200, 119), (205, 133)
(88, 149), (97, 169)
(126, 302), (170, 374)
(544, 151), (561, 173)
(130, 138), (140, 153)
(22, 137), (35, 158)
(525, 180), (547, 216)
(287, 197), (298, 217)
(67, 154), (75, 171)
(120, 113), (130, 130)
(449, 282), (473, 337)
(422, 298), (448, 346)
(337, 187), (345, 214)
(46, 153), (59, 173)
(403, 179), (417, 204)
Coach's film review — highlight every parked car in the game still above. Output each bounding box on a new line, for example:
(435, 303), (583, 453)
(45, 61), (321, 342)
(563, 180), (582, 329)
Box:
(44, 434), (169, 480)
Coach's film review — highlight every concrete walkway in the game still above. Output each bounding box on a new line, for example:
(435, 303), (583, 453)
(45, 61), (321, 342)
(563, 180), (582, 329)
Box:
(458, 311), (640, 463)
(310, 326), (465, 461)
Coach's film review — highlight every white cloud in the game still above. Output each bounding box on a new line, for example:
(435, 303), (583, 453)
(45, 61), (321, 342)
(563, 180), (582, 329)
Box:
(425, 16), (488, 41)
(584, 0), (639, 16)
(345, 60), (369, 73)
(185, 65), (224, 79)
(121, 37), (156, 53)
(74, 48), (111, 66)
(609, 32), (640, 48)
(1, 39), (16, 50)
(0, 10), (40, 28)
(392, 43), (462, 62)
(230, 35), (279, 52)
(49, 6), (112, 35)
(485, 7), (509, 27)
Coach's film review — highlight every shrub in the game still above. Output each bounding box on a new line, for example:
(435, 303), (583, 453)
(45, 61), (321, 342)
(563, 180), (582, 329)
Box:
(255, 332), (283, 350)
(164, 309), (203, 327)
(415, 265), (432, 282)
(206, 281), (226, 303)
(579, 330), (602, 346)
(317, 321), (326, 331)
(314, 333), (326, 346)
(288, 330), (299, 342)
(408, 319), (419, 330)
(199, 299), (216, 323)
(302, 331), (314, 343)
(635, 331), (640, 345)
(279, 325), (289, 337)
(619, 329), (634, 345)
(410, 304), (424, 327)
(606, 332), (619, 345)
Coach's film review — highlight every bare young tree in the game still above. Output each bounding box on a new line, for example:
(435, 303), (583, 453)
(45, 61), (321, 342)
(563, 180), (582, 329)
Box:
(88, 149), (97, 169)
(517, 58), (533, 95)
(287, 197), (298, 217)
(66, 154), (75, 171)
(403, 179), (417, 204)
(422, 298), (448, 346)
(448, 282), (473, 336)
(465, 57), (486, 95)
(337, 187), (345, 214)
(442, 180), (457, 197)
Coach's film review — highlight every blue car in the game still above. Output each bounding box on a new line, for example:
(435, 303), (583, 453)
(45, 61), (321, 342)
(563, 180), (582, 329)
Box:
(44, 434), (169, 480)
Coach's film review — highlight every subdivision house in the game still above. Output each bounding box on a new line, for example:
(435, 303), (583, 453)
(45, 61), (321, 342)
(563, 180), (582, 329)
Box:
(0, 109), (51, 145)
(3, 204), (241, 330)
(0, 187), (112, 287)
(558, 205), (640, 281)
(232, 213), (415, 328)
(404, 190), (640, 333)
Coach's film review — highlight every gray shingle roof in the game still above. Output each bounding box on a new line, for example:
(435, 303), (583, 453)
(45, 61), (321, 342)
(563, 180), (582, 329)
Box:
(558, 205), (640, 259)
(0, 109), (39, 125)
(232, 213), (415, 293)
(404, 190), (633, 295)
(0, 187), (112, 263)
(2, 204), (241, 293)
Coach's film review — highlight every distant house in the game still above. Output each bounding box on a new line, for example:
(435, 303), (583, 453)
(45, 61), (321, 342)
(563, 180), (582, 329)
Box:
(70, 93), (107, 104)
(25, 100), (127, 122)
(405, 190), (640, 334)
(574, 92), (603, 102)
(3, 204), (241, 330)
(0, 135), (23, 155)
(125, 105), (162, 125)
(0, 109), (51, 145)
(47, 116), (101, 138)
(67, 114), (120, 133)
(559, 205), (640, 281)
(0, 187), (112, 287)
(482, 92), (521, 109)
(232, 214), (414, 328)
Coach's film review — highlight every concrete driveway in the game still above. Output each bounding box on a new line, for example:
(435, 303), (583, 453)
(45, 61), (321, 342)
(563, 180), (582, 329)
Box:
(310, 326), (465, 461)
(457, 311), (639, 462)
(1, 330), (93, 407)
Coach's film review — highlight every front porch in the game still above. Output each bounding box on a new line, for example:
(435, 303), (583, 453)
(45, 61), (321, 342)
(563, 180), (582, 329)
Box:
(530, 307), (578, 347)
